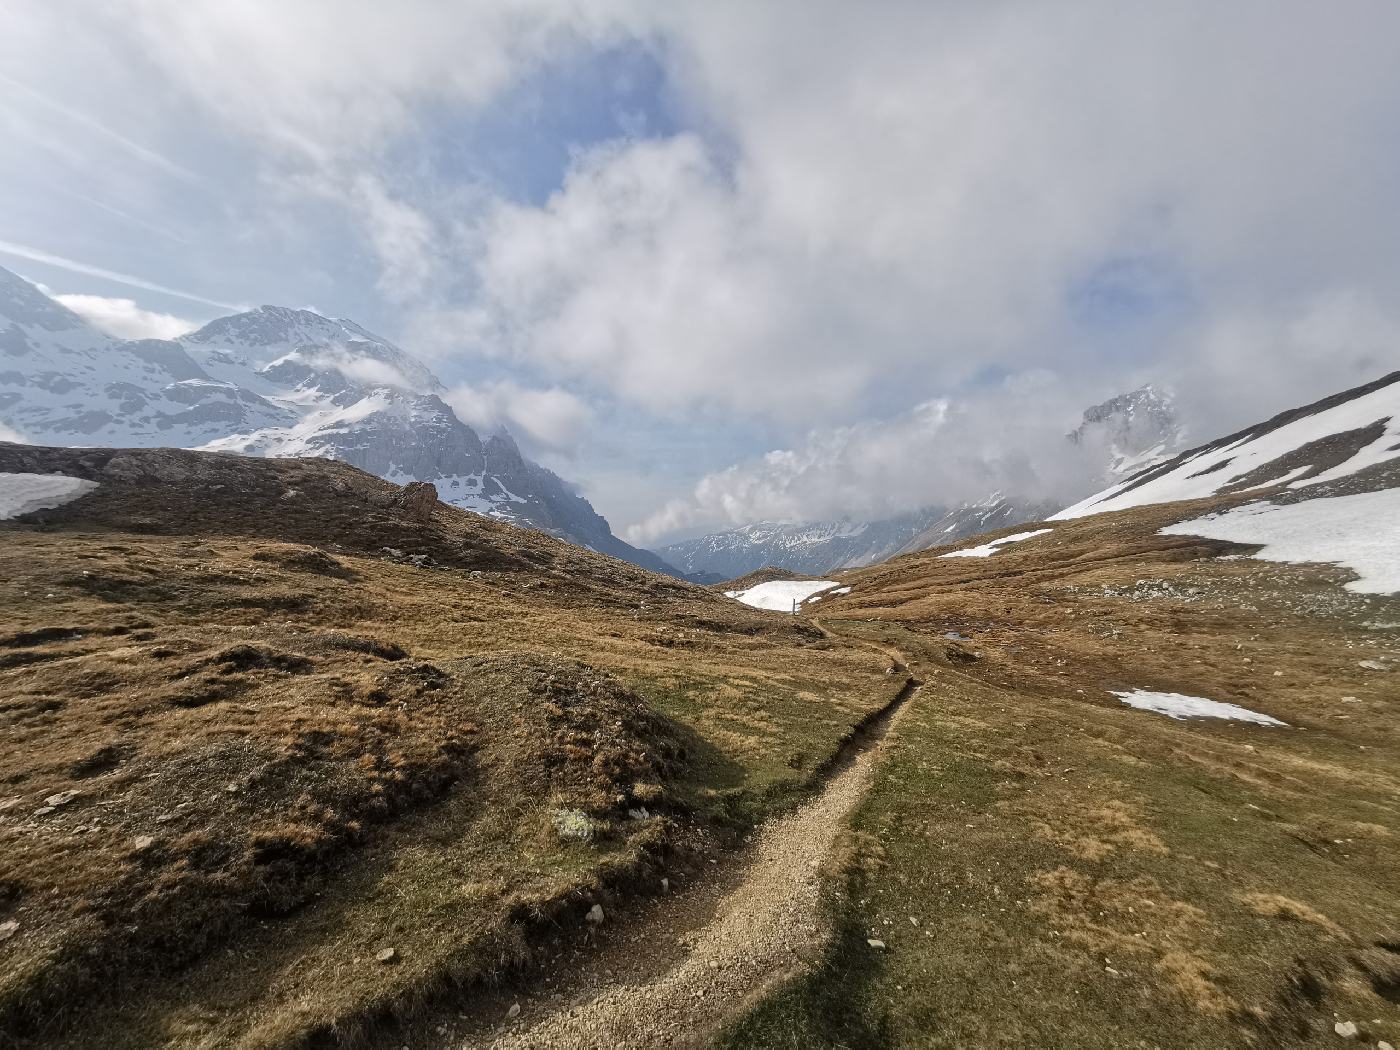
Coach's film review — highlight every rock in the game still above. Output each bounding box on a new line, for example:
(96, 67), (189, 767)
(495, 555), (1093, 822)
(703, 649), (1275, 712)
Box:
(1334, 1021), (1358, 1039)
(507, 1003), (521, 1019)
(132, 835), (156, 851)
(661, 877), (670, 893)
(586, 904), (605, 925)
(0, 920), (17, 941)
(34, 806), (55, 817)
(867, 938), (886, 950)
(44, 790), (78, 807)
(390, 481), (439, 522)
(375, 947), (397, 964)
(1377, 1041), (1393, 1050)
(1358, 660), (1390, 671)
(0, 797), (19, 812)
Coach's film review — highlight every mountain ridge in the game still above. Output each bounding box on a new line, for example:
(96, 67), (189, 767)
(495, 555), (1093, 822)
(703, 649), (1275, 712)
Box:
(0, 265), (679, 576)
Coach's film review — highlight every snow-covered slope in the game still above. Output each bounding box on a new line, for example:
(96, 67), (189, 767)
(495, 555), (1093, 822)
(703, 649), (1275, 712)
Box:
(1053, 371), (1400, 520)
(0, 268), (292, 447)
(0, 266), (678, 577)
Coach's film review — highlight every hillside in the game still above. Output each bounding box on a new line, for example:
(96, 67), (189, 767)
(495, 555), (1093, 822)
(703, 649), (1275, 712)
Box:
(0, 266), (678, 577)
(721, 373), (1400, 1048)
(0, 445), (900, 1048)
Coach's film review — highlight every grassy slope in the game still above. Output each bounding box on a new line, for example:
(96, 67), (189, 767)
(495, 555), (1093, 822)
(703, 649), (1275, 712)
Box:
(0, 448), (897, 1048)
(724, 497), (1400, 1048)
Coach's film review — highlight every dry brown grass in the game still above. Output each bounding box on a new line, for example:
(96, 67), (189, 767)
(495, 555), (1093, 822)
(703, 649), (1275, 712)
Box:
(723, 498), (1400, 1048)
(0, 446), (896, 1048)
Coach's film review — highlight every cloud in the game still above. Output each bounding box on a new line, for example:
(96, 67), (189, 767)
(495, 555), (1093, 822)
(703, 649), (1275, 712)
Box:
(294, 349), (422, 392)
(625, 372), (1110, 545)
(446, 380), (593, 455)
(0, 421), (28, 444)
(53, 293), (197, 341)
(467, 3), (1400, 430)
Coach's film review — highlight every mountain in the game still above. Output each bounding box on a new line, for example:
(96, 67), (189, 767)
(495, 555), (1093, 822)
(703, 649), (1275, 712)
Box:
(658, 510), (937, 580)
(0, 265), (678, 576)
(656, 386), (1182, 580)
(1053, 370), (1400, 520)
(1067, 383), (1183, 482)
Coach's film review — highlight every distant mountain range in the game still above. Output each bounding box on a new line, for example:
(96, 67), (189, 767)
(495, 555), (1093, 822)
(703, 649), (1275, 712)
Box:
(657, 386), (1183, 580)
(0, 265), (679, 576)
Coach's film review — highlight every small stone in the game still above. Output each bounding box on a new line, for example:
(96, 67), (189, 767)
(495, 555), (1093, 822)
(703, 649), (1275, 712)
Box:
(0, 920), (17, 941)
(586, 904), (605, 925)
(1377, 1041), (1393, 1050)
(1273, 670), (1284, 677)
(155, 813), (177, 823)
(909, 916), (920, 926)
(375, 947), (397, 964)
(1358, 660), (1389, 671)
(661, 877), (669, 893)
(867, 938), (886, 950)
(507, 1003), (521, 1019)
(132, 835), (156, 851)
(34, 806), (55, 817)
(0, 797), (19, 812)
(44, 790), (78, 808)
(1334, 1020), (1358, 1039)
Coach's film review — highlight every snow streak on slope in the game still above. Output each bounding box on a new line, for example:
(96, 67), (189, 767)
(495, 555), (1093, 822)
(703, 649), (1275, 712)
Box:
(1054, 372), (1400, 520)
(1160, 489), (1400, 594)
(0, 472), (97, 519)
(724, 580), (839, 612)
(938, 528), (1053, 559)
(1111, 689), (1287, 726)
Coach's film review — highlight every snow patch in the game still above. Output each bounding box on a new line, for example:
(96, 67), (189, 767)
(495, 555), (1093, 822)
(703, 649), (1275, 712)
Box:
(0, 472), (98, 519)
(939, 528), (1053, 559)
(724, 580), (839, 612)
(1111, 689), (1287, 726)
(1160, 489), (1400, 594)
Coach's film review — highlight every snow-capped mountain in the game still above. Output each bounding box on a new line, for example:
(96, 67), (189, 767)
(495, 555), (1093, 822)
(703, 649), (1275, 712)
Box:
(1068, 384), (1183, 482)
(657, 388), (1184, 581)
(1054, 370), (1400, 520)
(658, 511), (937, 581)
(0, 266), (678, 576)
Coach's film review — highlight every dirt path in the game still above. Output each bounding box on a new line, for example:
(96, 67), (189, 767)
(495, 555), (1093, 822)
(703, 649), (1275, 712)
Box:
(408, 671), (919, 1050)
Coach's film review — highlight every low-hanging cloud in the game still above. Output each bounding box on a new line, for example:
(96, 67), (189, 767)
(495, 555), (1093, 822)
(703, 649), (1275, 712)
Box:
(53, 293), (197, 341)
(446, 380), (594, 457)
(626, 373), (1115, 545)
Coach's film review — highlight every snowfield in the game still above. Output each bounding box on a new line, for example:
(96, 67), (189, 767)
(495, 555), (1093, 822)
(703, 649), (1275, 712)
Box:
(939, 528), (1053, 558)
(1160, 489), (1400, 594)
(1053, 374), (1400, 520)
(1112, 689), (1287, 726)
(0, 472), (98, 520)
(724, 580), (839, 612)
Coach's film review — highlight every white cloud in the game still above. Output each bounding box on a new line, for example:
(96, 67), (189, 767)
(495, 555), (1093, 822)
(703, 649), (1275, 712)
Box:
(52, 293), (197, 340)
(446, 380), (594, 455)
(0, 421), (29, 444)
(468, 3), (1400, 430)
(625, 372), (1108, 545)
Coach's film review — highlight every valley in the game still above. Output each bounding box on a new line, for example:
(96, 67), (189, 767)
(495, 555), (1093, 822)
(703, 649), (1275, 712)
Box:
(2, 370), (1398, 1047)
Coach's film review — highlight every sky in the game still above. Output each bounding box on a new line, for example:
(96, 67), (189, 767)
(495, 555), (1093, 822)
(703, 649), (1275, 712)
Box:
(3, 1), (1399, 546)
